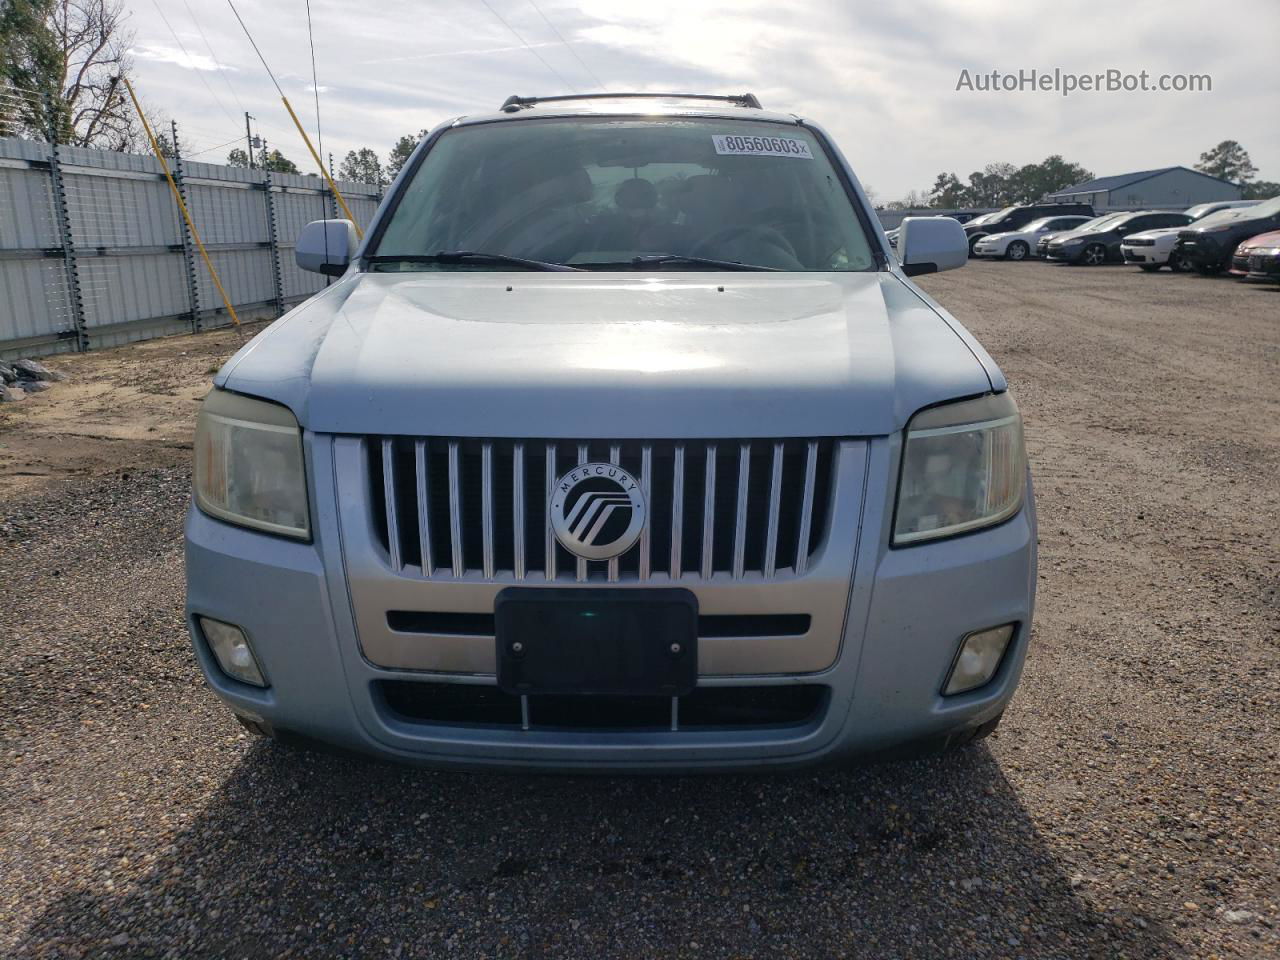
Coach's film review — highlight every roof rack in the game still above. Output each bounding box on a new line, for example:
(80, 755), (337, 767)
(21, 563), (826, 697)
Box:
(499, 92), (763, 113)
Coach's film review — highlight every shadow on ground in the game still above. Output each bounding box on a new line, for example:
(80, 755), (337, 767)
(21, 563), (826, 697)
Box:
(20, 741), (1178, 959)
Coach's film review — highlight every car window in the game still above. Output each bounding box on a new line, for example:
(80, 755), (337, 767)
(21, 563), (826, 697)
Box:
(373, 117), (877, 271)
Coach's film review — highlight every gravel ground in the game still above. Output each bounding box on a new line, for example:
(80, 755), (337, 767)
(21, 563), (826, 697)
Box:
(1, 263), (1277, 959)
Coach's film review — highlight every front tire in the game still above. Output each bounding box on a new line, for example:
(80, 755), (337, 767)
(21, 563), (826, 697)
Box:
(1082, 243), (1108, 266)
(1169, 247), (1194, 272)
(1005, 240), (1029, 261)
(968, 234), (984, 257)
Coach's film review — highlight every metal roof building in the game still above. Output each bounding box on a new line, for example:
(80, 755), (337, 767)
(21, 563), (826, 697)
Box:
(1044, 165), (1240, 211)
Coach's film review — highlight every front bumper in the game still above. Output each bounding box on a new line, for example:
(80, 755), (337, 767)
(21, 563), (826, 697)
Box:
(185, 435), (1038, 772)
(1245, 252), (1280, 282)
(1045, 245), (1080, 262)
(1177, 234), (1225, 268)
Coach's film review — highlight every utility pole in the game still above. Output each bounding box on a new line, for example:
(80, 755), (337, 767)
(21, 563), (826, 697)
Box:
(244, 112), (256, 169)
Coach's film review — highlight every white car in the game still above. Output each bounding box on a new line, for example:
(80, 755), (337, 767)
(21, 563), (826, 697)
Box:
(972, 215), (1091, 260)
(1121, 200), (1260, 272)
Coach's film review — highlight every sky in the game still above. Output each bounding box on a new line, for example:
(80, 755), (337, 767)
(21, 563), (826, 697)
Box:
(128, 0), (1280, 199)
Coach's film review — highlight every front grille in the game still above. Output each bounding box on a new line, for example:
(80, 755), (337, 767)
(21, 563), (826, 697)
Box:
(367, 438), (835, 581)
(376, 680), (828, 731)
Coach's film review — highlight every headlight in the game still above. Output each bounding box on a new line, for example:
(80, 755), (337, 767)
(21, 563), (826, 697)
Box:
(893, 393), (1026, 546)
(194, 389), (310, 538)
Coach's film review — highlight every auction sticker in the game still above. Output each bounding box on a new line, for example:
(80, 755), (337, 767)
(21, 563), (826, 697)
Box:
(712, 134), (813, 159)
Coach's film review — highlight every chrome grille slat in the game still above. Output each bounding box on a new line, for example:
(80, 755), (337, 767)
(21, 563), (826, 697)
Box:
(381, 439), (402, 572)
(795, 441), (818, 576)
(764, 441), (784, 578)
(513, 443), (525, 581)
(544, 443), (557, 582)
(370, 437), (834, 582)
(414, 440), (432, 577)
(448, 441), (463, 578)
(732, 442), (750, 580)
(481, 442), (495, 580)
(670, 443), (685, 578)
(700, 443), (716, 580)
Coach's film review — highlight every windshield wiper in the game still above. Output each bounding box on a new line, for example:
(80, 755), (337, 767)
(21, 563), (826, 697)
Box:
(579, 254), (781, 272)
(366, 251), (582, 272)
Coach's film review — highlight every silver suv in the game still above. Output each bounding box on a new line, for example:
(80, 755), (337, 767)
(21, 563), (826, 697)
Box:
(186, 93), (1036, 771)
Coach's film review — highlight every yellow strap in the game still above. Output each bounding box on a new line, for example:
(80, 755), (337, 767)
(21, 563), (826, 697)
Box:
(119, 75), (241, 327)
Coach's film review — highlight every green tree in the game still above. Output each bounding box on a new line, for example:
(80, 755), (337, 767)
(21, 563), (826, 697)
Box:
(928, 172), (968, 208)
(261, 148), (299, 174)
(1195, 140), (1257, 184)
(226, 146), (250, 168)
(1008, 156), (1092, 203)
(1241, 180), (1280, 201)
(338, 147), (385, 186)
(387, 129), (427, 179)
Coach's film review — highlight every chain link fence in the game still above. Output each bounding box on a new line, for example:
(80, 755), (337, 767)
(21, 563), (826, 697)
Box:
(0, 122), (381, 360)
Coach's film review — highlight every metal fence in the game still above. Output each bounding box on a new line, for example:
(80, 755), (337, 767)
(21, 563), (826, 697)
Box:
(0, 135), (381, 360)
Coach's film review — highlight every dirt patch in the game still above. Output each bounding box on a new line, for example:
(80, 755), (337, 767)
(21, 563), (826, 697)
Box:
(0, 322), (268, 499)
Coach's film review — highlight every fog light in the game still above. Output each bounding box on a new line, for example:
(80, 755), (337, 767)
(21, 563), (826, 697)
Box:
(943, 624), (1014, 695)
(198, 617), (267, 687)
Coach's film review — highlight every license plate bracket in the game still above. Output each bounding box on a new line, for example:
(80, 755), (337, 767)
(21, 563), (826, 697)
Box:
(495, 588), (698, 697)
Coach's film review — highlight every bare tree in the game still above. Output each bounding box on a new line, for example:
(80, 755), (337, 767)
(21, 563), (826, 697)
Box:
(50, 0), (137, 148)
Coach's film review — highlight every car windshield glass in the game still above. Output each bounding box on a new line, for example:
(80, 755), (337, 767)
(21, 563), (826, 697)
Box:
(1195, 196), (1280, 227)
(1021, 217), (1057, 232)
(1079, 215), (1127, 233)
(372, 117), (877, 271)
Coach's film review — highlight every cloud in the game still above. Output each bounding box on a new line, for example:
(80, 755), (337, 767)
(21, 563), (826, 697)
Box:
(128, 0), (1280, 198)
(131, 44), (231, 72)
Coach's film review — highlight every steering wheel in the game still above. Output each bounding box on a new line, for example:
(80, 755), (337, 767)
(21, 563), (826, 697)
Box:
(692, 224), (802, 268)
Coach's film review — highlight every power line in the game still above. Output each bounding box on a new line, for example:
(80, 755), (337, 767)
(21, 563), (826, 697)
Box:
(525, 0), (603, 89)
(186, 133), (246, 158)
(182, 0), (247, 115)
(305, 0), (324, 169)
(150, 0), (237, 123)
(224, 0), (285, 98)
(476, 0), (578, 93)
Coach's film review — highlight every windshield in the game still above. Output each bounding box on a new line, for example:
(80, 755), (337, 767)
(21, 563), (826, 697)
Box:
(1078, 214), (1127, 233)
(1021, 217), (1057, 232)
(372, 117), (877, 271)
(1194, 196), (1280, 228)
(969, 207), (1017, 227)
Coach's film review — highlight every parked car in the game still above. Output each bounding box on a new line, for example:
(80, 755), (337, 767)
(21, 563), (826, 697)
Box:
(1034, 213), (1126, 258)
(1230, 230), (1280, 280)
(1045, 211), (1193, 265)
(186, 92), (1036, 772)
(964, 202), (1095, 255)
(1121, 200), (1261, 272)
(972, 215), (1092, 260)
(1173, 197), (1280, 275)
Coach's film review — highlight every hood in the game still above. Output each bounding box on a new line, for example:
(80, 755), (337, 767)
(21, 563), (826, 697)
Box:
(1049, 228), (1107, 245)
(1125, 227), (1182, 240)
(1239, 230), (1280, 251)
(217, 271), (994, 438)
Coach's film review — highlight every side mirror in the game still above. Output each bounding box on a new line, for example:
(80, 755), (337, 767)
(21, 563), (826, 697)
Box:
(295, 219), (358, 276)
(898, 216), (968, 276)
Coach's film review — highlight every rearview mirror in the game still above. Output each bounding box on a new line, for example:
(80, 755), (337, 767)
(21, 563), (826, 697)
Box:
(296, 219), (358, 276)
(898, 217), (968, 276)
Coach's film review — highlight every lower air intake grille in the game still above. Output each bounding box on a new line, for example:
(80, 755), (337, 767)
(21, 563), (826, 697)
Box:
(377, 681), (828, 731)
(367, 438), (835, 581)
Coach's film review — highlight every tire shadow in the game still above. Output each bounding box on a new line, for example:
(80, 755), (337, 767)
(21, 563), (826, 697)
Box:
(17, 740), (1181, 959)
